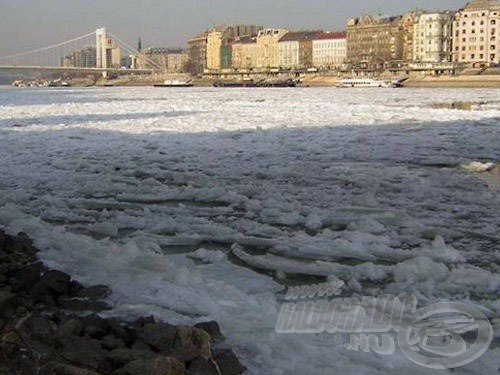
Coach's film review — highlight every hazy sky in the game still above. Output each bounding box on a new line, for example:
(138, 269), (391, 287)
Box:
(0, 0), (461, 55)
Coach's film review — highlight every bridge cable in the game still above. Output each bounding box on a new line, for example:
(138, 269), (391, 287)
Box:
(108, 32), (163, 70)
(0, 31), (95, 61)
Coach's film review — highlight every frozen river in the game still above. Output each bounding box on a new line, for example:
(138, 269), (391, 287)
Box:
(0, 86), (499, 374)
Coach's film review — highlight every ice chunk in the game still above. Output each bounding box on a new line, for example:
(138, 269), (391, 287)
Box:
(187, 248), (227, 263)
(461, 161), (495, 173)
(393, 256), (449, 283)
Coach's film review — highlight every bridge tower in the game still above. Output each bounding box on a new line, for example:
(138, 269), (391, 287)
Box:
(96, 27), (107, 76)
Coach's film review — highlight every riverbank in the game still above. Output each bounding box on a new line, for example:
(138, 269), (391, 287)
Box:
(0, 229), (244, 375)
(404, 74), (500, 88)
(6, 73), (500, 89)
(92, 74), (500, 88)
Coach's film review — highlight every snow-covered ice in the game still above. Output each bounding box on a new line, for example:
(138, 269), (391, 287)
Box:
(0, 86), (499, 374)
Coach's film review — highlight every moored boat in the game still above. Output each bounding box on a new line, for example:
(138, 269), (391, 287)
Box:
(337, 78), (404, 88)
(213, 79), (256, 87)
(154, 80), (194, 87)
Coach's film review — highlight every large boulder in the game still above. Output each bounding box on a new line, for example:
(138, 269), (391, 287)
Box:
(75, 285), (111, 299)
(7, 262), (44, 292)
(212, 348), (246, 375)
(57, 335), (109, 371)
(194, 321), (224, 342)
(187, 357), (219, 375)
(24, 315), (55, 345)
(29, 270), (71, 298)
(58, 297), (111, 312)
(112, 356), (185, 375)
(138, 322), (177, 352)
(47, 362), (102, 375)
(106, 348), (157, 368)
(171, 326), (211, 362)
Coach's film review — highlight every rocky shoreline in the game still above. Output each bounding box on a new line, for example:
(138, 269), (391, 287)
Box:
(0, 229), (245, 375)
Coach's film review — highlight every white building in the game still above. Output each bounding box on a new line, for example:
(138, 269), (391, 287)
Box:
(95, 27), (121, 69)
(413, 12), (453, 62)
(452, 0), (500, 66)
(312, 31), (347, 69)
(278, 31), (317, 69)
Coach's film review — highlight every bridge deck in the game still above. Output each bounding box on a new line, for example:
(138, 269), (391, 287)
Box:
(0, 66), (153, 74)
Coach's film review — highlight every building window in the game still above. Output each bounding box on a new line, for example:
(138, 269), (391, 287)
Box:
(491, 54), (496, 60)
(471, 54), (475, 59)
(492, 20), (497, 25)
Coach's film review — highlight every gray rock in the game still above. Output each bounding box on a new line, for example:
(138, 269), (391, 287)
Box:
(131, 340), (153, 351)
(187, 357), (219, 375)
(139, 322), (177, 352)
(194, 321), (224, 342)
(0, 289), (17, 321)
(3, 237), (23, 254)
(213, 349), (245, 375)
(107, 318), (134, 346)
(47, 362), (102, 375)
(112, 356), (185, 375)
(58, 297), (111, 312)
(101, 334), (125, 351)
(106, 348), (157, 368)
(75, 285), (111, 300)
(8, 262), (44, 292)
(58, 318), (84, 337)
(30, 270), (71, 298)
(25, 315), (55, 345)
(82, 315), (111, 337)
(171, 326), (211, 362)
(58, 335), (108, 371)
(0, 230), (5, 249)
(132, 316), (156, 327)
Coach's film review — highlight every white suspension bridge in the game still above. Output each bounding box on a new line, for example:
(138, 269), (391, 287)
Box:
(0, 28), (156, 76)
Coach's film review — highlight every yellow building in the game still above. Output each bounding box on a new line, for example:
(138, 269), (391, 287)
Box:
(187, 33), (208, 75)
(256, 28), (288, 68)
(231, 37), (258, 69)
(206, 25), (262, 71)
(207, 28), (225, 70)
(278, 31), (318, 69)
(346, 15), (404, 70)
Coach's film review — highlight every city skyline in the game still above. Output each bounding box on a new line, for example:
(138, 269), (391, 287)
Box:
(0, 0), (461, 55)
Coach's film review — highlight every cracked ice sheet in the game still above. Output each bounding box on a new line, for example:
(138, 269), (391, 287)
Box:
(0, 86), (499, 374)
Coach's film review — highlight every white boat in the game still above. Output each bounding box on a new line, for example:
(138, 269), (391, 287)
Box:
(337, 78), (403, 88)
(154, 80), (193, 87)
